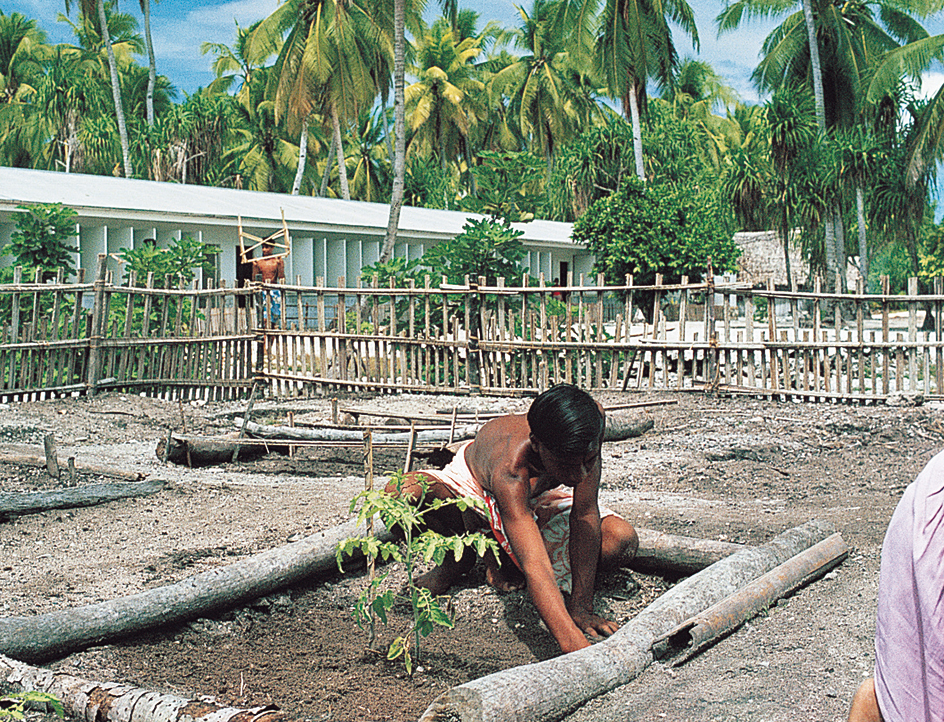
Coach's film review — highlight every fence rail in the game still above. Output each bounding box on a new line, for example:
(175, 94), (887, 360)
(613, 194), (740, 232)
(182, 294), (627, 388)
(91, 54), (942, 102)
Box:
(0, 256), (254, 402)
(0, 256), (940, 404)
(260, 272), (944, 403)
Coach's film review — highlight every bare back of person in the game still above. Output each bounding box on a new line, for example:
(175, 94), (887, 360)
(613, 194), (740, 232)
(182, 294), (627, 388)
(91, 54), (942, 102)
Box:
(466, 414), (540, 496)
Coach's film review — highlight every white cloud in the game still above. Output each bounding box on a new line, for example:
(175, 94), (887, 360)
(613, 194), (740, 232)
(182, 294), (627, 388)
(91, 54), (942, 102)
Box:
(920, 70), (944, 101)
(149, 0), (280, 69)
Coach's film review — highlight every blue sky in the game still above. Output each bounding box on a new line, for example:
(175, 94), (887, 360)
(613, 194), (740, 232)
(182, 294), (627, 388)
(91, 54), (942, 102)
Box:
(9, 0), (942, 102)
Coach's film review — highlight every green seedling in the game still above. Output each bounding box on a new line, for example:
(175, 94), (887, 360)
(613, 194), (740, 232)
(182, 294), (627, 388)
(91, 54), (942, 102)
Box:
(337, 472), (500, 675)
(0, 691), (64, 720)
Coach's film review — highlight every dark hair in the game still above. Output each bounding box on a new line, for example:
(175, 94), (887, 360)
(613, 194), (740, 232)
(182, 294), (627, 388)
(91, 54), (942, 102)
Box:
(527, 384), (604, 456)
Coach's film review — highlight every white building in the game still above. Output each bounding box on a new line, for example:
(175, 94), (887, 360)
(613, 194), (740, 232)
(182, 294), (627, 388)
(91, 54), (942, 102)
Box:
(0, 167), (589, 287)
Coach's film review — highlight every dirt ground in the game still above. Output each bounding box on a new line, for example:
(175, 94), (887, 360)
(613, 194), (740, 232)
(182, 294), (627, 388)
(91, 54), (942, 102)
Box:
(0, 389), (937, 722)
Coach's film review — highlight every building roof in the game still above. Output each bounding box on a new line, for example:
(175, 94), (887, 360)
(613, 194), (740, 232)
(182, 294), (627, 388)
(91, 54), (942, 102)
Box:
(0, 167), (576, 247)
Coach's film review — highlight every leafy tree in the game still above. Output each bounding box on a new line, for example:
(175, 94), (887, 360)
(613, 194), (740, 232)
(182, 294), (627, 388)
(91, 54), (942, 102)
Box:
(423, 217), (526, 285)
(5, 203), (78, 280)
(116, 235), (219, 288)
(547, 117), (637, 221)
(919, 219), (944, 283)
(572, 178), (739, 318)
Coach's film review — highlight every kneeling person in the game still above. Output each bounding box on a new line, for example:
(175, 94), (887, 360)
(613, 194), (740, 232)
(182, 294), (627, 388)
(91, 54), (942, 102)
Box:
(385, 383), (638, 654)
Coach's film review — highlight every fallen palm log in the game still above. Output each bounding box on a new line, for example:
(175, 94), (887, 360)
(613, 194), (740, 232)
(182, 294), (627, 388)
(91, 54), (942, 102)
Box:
(0, 480), (167, 521)
(237, 419), (482, 444)
(0, 517), (395, 663)
(419, 518), (842, 722)
(0, 653), (282, 722)
(653, 531), (848, 665)
(631, 529), (744, 575)
(0, 446), (144, 482)
(0, 515), (740, 663)
(155, 433), (288, 467)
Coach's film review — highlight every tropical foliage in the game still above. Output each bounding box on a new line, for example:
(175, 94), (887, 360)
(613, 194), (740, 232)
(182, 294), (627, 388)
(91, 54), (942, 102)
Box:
(1, 0), (944, 295)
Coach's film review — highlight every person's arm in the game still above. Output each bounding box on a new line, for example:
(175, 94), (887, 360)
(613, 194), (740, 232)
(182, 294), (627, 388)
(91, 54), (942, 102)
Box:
(566, 459), (618, 638)
(493, 480), (591, 654)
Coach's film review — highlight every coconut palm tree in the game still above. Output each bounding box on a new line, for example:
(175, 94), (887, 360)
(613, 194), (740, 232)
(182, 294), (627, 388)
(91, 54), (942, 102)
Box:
(346, 107), (391, 202)
(406, 19), (486, 173)
(596, 0), (699, 182)
(62, 0), (134, 177)
(227, 67), (298, 193)
(137, 0), (157, 125)
(201, 20), (267, 99)
(251, 0), (396, 201)
(491, 0), (600, 177)
(0, 11), (47, 104)
(867, 33), (944, 187)
(382, 0), (408, 262)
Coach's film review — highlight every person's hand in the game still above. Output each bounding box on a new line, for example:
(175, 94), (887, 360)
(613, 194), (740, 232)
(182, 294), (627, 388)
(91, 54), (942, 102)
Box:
(568, 607), (619, 640)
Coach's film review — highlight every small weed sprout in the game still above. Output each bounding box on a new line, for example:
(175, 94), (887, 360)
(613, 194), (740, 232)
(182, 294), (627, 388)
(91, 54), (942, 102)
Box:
(0, 691), (64, 720)
(336, 472), (500, 674)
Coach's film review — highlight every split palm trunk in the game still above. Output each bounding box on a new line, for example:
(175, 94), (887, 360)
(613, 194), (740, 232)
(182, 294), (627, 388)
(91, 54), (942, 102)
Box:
(419, 518), (841, 722)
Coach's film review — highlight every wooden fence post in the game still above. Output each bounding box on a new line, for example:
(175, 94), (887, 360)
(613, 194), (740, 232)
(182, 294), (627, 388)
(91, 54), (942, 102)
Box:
(85, 254), (108, 395)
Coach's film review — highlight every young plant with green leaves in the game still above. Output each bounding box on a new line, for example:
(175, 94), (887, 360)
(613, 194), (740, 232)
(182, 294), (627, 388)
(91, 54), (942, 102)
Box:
(0, 691), (64, 721)
(336, 472), (500, 674)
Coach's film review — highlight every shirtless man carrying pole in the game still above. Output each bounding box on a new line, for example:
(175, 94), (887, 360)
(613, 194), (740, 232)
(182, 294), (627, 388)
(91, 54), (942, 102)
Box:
(251, 243), (285, 327)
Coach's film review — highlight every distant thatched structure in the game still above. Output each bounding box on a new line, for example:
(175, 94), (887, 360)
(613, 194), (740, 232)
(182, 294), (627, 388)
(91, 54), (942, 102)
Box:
(734, 230), (808, 287)
(734, 230), (862, 289)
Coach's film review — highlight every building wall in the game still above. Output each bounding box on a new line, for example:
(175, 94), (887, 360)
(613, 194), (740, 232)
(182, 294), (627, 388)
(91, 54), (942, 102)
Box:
(0, 213), (590, 290)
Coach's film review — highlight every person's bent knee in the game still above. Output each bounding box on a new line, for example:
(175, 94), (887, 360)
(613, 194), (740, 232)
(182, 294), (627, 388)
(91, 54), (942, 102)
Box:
(383, 471), (428, 501)
(602, 517), (638, 564)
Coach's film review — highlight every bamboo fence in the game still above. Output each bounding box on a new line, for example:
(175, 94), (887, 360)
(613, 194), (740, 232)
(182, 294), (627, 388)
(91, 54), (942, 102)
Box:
(259, 271), (944, 403)
(0, 255), (254, 402)
(0, 255), (940, 404)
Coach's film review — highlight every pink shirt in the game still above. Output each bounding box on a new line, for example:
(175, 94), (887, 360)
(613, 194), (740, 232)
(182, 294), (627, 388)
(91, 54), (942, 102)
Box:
(874, 450), (944, 722)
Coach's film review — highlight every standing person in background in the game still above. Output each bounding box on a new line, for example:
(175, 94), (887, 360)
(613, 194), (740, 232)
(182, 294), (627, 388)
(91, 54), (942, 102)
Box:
(251, 242), (285, 328)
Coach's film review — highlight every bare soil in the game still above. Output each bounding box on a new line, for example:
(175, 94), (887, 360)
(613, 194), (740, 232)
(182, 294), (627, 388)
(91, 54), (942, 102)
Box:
(0, 390), (937, 722)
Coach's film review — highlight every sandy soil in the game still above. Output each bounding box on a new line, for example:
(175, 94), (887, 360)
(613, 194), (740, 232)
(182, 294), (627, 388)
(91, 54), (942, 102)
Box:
(0, 389), (937, 722)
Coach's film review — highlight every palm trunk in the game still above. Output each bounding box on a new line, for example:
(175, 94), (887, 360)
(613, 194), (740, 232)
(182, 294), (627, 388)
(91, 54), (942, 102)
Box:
(330, 106), (350, 200)
(381, 0), (406, 264)
(823, 211), (837, 291)
(142, 0), (156, 126)
(292, 115), (309, 196)
(855, 183), (867, 284)
(627, 82), (645, 182)
(319, 132), (337, 198)
(97, 0), (132, 178)
(802, 0), (826, 131)
(780, 208), (793, 290)
(833, 204), (846, 292)
(801, 0), (840, 290)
